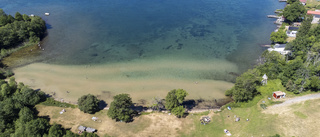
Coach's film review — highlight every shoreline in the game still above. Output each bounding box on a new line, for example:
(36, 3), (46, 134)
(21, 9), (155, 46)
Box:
(12, 59), (236, 105)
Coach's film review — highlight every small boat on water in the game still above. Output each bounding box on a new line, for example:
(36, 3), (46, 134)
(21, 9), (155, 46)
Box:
(45, 13), (50, 16)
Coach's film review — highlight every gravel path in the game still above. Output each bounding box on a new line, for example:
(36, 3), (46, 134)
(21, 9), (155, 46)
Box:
(271, 93), (320, 108)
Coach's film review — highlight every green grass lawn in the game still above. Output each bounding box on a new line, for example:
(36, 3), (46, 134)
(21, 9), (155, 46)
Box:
(182, 104), (279, 137)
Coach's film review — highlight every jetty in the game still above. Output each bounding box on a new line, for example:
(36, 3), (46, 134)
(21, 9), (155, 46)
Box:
(261, 45), (271, 48)
(267, 15), (280, 18)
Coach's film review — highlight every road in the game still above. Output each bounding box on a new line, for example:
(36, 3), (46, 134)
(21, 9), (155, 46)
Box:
(271, 93), (320, 108)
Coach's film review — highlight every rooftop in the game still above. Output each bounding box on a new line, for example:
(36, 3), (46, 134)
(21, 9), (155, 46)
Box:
(274, 91), (285, 96)
(288, 26), (299, 30)
(307, 10), (320, 16)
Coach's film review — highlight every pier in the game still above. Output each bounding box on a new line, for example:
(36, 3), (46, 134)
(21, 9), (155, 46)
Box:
(267, 15), (280, 18)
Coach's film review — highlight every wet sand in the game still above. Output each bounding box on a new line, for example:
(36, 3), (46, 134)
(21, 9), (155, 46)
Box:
(13, 57), (236, 104)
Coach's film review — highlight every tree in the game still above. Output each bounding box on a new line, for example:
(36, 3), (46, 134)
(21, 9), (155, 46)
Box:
(14, 12), (23, 21)
(107, 94), (136, 122)
(232, 69), (262, 102)
(21, 118), (50, 136)
(165, 90), (179, 111)
(17, 107), (35, 124)
(171, 106), (185, 118)
(297, 15), (312, 38)
(270, 30), (288, 44)
(175, 89), (188, 104)
(165, 89), (188, 117)
(283, 1), (306, 22)
(63, 130), (80, 137)
(80, 132), (99, 137)
(48, 123), (65, 137)
(78, 94), (100, 114)
(309, 76), (320, 91)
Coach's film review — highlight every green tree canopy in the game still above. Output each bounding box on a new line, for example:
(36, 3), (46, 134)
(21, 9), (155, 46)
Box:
(230, 69), (262, 102)
(283, 1), (306, 22)
(270, 30), (288, 44)
(78, 94), (100, 114)
(48, 123), (66, 137)
(171, 106), (185, 118)
(107, 94), (136, 122)
(165, 89), (188, 117)
(14, 12), (23, 21)
(165, 90), (179, 111)
(175, 89), (188, 104)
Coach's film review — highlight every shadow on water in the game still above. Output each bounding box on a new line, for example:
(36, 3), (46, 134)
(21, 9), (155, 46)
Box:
(46, 23), (53, 29)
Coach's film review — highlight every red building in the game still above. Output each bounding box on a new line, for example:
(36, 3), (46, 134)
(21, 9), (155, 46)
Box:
(273, 91), (286, 99)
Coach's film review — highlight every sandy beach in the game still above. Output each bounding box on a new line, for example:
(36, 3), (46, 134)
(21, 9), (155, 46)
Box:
(13, 57), (236, 105)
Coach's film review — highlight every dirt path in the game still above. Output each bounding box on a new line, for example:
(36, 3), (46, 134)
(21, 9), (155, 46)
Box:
(270, 93), (320, 108)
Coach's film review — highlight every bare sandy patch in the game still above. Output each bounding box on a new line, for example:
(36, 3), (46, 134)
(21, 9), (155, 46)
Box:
(13, 58), (235, 104)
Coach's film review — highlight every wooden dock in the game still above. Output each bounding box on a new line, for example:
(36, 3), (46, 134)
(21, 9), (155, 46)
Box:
(267, 15), (280, 18)
(261, 45), (271, 48)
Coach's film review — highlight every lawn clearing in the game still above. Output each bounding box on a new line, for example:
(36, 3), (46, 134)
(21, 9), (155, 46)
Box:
(184, 96), (320, 137)
(182, 103), (278, 137)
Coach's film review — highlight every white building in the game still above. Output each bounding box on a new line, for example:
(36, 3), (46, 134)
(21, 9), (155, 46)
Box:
(268, 44), (291, 55)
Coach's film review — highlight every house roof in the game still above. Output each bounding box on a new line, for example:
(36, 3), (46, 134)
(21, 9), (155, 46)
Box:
(307, 10), (320, 15)
(274, 91), (285, 96)
(289, 26), (299, 30)
(300, 0), (307, 3)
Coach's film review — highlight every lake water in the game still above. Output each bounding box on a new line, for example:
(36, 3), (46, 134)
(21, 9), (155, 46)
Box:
(1, 0), (285, 103)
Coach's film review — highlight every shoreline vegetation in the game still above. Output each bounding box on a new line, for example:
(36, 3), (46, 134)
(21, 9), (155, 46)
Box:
(2, 0), (320, 136)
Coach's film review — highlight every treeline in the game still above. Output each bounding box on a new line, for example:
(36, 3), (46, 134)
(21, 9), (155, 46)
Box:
(226, 6), (320, 102)
(78, 89), (189, 123)
(0, 8), (46, 49)
(0, 77), (98, 137)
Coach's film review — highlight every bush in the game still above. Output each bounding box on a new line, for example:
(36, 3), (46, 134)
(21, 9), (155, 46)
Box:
(40, 98), (76, 108)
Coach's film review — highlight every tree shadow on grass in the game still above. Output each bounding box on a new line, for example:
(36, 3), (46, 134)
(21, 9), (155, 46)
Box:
(98, 100), (108, 110)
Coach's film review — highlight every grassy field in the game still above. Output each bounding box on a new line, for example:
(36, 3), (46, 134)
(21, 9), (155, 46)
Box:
(35, 79), (320, 137)
(306, 0), (320, 10)
(182, 101), (278, 137)
(36, 105), (194, 137)
(36, 97), (320, 137)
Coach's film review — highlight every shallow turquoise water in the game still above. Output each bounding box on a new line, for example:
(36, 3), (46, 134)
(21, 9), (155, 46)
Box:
(1, 0), (285, 81)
